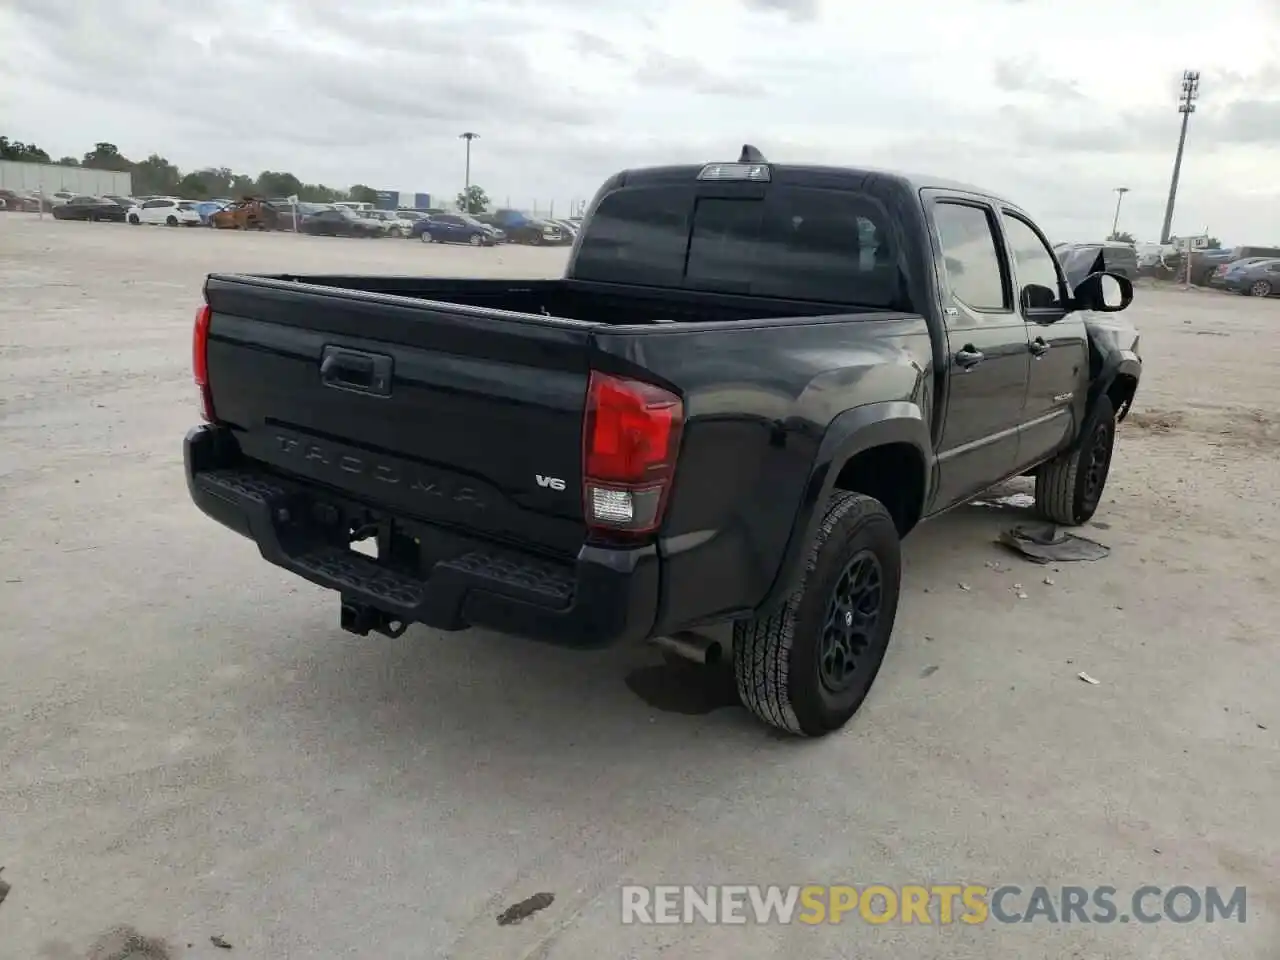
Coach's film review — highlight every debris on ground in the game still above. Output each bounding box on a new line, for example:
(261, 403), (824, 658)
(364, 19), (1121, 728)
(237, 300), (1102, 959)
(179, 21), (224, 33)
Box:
(999, 525), (1110, 564)
(497, 892), (555, 926)
(920, 665), (939, 678)
(211, 935), (233, 949)
(1077, 671), (1101, 685)
(0, 866), (9, 907)
(971, 492), (1036, 510)
(958, 582), (971, 591)
(1043, 577), (1055, 585)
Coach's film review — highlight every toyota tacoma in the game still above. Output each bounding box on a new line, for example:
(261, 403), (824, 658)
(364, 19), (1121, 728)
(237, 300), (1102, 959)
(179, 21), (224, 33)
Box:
(184, 146), (1141, 737)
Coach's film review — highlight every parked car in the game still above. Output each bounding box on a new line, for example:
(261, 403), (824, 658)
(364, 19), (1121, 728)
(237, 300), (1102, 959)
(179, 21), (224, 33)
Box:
(0, 189), (41, 212)
(128, 197), (203, 227)
(102, 195), (137, 209)
(411, 213), (500, 245)
(489, 208), (570, 245)
(1208, 256), (1272, 287)
(360, 209), (417, 238)
(273, 202), (332, 231)
(1220, 258), (1280, 297)
(1187, 245), (1280, 286)
(43, 191), (75, 209)
(183, 145), (1140, 737)
(299, 206), (383, 238)
(50, 195), (128, 222)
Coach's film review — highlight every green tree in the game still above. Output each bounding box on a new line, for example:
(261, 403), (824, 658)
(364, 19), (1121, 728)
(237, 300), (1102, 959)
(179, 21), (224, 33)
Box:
(131, 154), (181, 196)
(0, 136), (52, 162)
(176, 172), (210, 198)
(456, 184), (489, 214)
(299, 183), (344, 203)
(82, 141), (132, 171)
(229, 174), (257, 197)
(256, 170), (303, 198)
(56, 156), (80, 166)
(348, 184), (379, 205)
(197, 167), (234, 197)
(1107, 231), (1135, 244)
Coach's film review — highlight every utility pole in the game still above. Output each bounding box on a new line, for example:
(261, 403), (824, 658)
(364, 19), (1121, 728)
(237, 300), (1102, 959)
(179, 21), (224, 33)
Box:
(1110, 187), (1129, 239)
(459, 132), (479, 212)
(1159, 70), (1199, 245)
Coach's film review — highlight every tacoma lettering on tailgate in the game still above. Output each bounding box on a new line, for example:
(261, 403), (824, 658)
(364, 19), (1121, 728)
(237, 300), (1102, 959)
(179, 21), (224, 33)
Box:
(273, 434), (487, 509)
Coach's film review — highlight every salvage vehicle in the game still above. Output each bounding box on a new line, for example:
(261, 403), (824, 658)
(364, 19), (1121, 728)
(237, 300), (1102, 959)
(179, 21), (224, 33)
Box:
(210, 198), (277, 231)
(184, 145), (1141, 737)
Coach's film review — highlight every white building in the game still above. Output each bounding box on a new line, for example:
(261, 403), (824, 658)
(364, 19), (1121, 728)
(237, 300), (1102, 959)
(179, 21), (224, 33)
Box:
(0, 160), (133, 196)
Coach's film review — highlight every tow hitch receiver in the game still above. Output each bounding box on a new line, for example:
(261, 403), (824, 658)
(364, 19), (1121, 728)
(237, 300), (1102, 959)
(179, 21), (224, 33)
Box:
(340, 598), (409, 638)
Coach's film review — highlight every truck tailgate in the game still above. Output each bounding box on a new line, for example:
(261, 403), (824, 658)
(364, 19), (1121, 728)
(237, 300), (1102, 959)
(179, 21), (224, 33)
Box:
(203, 275), (593, 558)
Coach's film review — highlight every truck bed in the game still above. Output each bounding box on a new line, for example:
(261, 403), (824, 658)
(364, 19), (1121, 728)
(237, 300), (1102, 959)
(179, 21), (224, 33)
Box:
(251, 274), (851, 325)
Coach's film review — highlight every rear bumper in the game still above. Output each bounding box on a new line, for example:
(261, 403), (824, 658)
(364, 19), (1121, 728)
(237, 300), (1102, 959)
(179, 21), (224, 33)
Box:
(184, 424), (660, 648)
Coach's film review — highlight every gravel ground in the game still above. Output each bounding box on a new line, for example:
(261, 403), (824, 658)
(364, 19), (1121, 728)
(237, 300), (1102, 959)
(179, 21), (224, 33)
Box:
(2, 214), (1277, 959)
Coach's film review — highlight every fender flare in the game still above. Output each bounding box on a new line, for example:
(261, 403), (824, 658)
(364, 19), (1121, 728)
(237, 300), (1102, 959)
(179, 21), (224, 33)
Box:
(1089, 350), (1141, 422)
(754, 401), (932, 615)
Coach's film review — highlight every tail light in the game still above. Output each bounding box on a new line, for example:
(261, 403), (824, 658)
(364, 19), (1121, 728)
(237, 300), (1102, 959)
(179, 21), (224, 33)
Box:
(193, 304), (215, 422)
(582, 371), (684, 539)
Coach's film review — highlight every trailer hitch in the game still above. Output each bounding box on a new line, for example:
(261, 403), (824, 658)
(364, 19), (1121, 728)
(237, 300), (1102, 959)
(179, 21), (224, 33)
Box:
(340, 599), (409, 639)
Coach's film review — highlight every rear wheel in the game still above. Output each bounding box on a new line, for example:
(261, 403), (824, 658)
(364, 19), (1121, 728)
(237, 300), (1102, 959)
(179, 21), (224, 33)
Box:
(166, 215), (178, 226)
(128, 214), (140, 225)
(468, 233), (483, 246)
(733, 492), (901, 737)
(1035, 394), (1116, 525)
(1250, 280), (1273, 297)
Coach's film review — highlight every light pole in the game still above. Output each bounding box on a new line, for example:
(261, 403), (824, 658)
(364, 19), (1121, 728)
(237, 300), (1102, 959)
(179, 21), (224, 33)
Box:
(459, 132), (479, 212)
(1159, 70), (1199, 245)
(1110, 187), (1129, 239)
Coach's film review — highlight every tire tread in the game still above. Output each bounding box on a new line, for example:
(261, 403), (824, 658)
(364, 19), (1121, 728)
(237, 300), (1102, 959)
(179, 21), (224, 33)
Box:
(734, 492), (883, 736)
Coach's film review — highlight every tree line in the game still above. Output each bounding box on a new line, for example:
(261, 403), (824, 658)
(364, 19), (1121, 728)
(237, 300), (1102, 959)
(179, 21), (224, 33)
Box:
(1, 135), (381, 205)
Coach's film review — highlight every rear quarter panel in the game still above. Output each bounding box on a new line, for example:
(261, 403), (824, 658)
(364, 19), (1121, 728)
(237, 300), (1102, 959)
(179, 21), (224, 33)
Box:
(592, 314), (933, 632)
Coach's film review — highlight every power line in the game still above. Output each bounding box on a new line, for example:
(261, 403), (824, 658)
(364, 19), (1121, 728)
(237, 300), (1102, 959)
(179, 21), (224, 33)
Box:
(1159, 70), (1199, 245)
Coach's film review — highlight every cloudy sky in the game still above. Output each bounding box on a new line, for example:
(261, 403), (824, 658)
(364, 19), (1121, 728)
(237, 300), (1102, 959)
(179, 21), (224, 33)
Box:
(2, 0), (1278, 242)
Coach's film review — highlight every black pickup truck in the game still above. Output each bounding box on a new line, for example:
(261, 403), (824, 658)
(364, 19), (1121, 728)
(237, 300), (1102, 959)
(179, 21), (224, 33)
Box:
(185, 146), (1141, 737)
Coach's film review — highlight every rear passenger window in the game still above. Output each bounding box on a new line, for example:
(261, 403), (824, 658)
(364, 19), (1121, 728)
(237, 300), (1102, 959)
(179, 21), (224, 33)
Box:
(933, 202), (1008, 312)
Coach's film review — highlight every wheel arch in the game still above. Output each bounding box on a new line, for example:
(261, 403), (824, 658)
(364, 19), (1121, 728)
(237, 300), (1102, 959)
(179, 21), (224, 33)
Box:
(754, 401), (932, 617)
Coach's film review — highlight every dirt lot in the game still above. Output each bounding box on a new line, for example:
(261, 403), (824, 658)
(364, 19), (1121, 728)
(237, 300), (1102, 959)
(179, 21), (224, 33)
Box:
(1, 215), (1277, 959)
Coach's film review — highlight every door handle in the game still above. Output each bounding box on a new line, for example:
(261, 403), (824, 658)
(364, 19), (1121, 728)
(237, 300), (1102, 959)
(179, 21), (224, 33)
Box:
(954, 346), (985, 370)
(1029, 337), (1050, 358)
(320, 346), (393, 397)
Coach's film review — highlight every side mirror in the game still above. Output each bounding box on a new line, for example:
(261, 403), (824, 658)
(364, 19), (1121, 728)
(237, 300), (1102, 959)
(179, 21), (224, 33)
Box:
(1072, 271), (1133, 312)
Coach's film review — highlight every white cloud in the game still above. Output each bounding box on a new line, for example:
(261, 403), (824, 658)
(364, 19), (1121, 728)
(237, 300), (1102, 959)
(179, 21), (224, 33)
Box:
(1, 0), (1277, 241)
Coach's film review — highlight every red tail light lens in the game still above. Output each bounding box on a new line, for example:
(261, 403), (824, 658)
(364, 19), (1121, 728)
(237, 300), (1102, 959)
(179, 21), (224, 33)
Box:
(582, 371), (683, 538)
(193, 304), (215, 422)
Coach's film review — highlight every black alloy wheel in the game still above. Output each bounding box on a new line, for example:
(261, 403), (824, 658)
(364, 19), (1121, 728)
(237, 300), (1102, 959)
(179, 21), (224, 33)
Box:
(818, 551), (883, 694)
